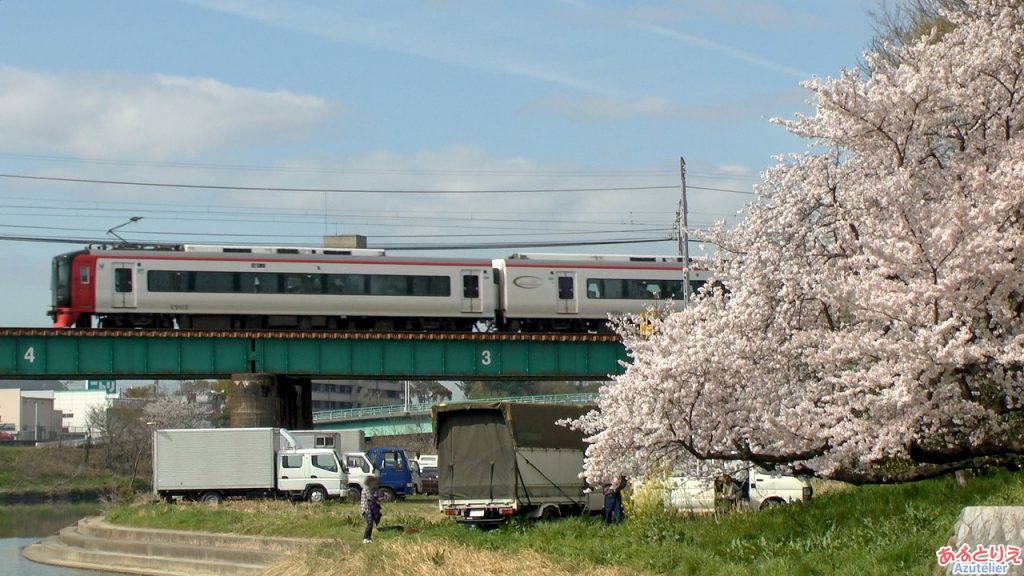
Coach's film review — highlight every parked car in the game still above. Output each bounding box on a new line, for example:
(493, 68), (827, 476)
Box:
(421, 466), (438, 495)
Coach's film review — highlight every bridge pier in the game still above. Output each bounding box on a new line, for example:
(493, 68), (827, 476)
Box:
(228, 373), (311, 429)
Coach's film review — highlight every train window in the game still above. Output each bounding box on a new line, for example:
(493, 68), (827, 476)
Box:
(557, 276), (574, 300)
(79, 266), (90, 284)
(585, 278), (685, 300)
(283, 275), (305, 294)
(370, 275), (407, 296)
(238, 272), (277, 294)
(114, 268), (133, 293)
(147, 271), (187, 292)
(194, 272), (236, 293)
(306, 274), (324, 294)
(326, 274), (366, 295)
(462, 275), (480, 298)
(410, 276), (450, 297)
(665, 280), (685, 298)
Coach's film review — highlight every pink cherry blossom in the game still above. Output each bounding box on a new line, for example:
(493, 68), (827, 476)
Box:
(570, 0), (1024, 484)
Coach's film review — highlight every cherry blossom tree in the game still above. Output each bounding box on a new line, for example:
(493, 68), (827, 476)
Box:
(573, 0), (1024, 484)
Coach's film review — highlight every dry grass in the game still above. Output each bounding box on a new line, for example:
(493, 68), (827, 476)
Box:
(261, 538), (642, 576)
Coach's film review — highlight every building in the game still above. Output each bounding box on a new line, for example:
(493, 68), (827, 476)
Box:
(53, 390), (118, 435)
(311, 380), (405, 412)
(0, 389), (64, 441)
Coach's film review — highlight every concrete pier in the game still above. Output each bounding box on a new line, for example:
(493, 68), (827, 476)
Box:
(228, 373), (312, 429)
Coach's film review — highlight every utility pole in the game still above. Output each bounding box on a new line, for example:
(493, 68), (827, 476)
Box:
(677, 156), (691, 305)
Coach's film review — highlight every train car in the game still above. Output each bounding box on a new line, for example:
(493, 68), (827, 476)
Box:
(493, 253), (712, 332)
(50, 245), (496, 330)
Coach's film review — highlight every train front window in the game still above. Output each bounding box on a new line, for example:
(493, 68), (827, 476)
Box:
(52, 255), (72, 308)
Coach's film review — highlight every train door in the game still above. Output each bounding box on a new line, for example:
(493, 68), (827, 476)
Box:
(111, 263), (137, 309)
(460, 270), (483, 313)
(556, 272), (578, 314)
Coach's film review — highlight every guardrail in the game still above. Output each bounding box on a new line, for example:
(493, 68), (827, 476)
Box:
(311, 392), (599, 422)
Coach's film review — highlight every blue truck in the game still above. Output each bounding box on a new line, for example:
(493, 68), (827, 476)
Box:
(364, 446), (416, 501)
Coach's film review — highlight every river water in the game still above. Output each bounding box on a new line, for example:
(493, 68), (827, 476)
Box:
(0, 503), (118, 576)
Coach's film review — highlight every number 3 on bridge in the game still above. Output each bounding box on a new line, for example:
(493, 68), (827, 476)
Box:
(480, 350), (492, 366)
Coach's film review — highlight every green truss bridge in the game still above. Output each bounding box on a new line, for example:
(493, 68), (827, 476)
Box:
(0, 328), (625, 380)
(0, 328), (624, 430)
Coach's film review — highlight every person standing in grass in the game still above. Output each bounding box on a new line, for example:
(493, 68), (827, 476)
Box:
(361, 475), (382, 544)
(603, 475), (626, 526)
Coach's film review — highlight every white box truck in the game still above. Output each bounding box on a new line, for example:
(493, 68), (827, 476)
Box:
(434, 402), (602, 526)
(153, 428), (347, 504)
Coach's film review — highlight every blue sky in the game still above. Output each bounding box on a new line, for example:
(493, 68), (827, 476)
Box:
(0, 0), (876, 327)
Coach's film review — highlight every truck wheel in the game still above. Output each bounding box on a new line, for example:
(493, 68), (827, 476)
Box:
(348, 486), (362, 504)
(199, 491), (223, 506)
(759, 498), (786, 511)
(306, 486), (327, 504)
(379, 487), (397, 502)
(540, 506), (559, 521)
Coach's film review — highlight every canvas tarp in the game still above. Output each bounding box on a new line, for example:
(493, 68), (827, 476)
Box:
(433, 402), (594, 502)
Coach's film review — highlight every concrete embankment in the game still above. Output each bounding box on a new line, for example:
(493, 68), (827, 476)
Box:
(23, 516), (327, 576)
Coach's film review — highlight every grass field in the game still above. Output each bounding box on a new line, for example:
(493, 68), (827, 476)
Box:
(0, 445), (136, 498)
(105, 469), (1024, 576)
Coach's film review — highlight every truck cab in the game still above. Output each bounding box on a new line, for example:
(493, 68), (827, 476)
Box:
(277, 449), (347, 503)
(344, 451), (375, 501)
(365, 447), (415, 501)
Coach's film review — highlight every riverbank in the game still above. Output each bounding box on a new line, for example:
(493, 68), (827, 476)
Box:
(106, 469), (1024, 576)
(0, 502), (118, 576)
(0, 445), (140, 502)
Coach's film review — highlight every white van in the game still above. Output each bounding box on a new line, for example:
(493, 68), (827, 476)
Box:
(648, 463), (812, 513)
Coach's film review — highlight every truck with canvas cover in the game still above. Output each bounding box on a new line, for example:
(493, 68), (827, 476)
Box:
(434, 402), (602, 526)
(153, 427), (347, 504)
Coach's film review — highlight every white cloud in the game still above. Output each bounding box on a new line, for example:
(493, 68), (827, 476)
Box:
(0, 67), (337, 159)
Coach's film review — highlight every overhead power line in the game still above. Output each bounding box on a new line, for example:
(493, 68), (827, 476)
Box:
(0, 173), (676, 194)
(0, 232), (697, 250)
(0, 152), (760, 181)
(0, 173), (756, 195)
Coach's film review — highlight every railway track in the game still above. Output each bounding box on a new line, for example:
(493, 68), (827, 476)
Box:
(0, 327), (620, 342)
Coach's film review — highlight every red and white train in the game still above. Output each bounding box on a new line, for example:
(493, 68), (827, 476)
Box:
(49, 245), (710, 332)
